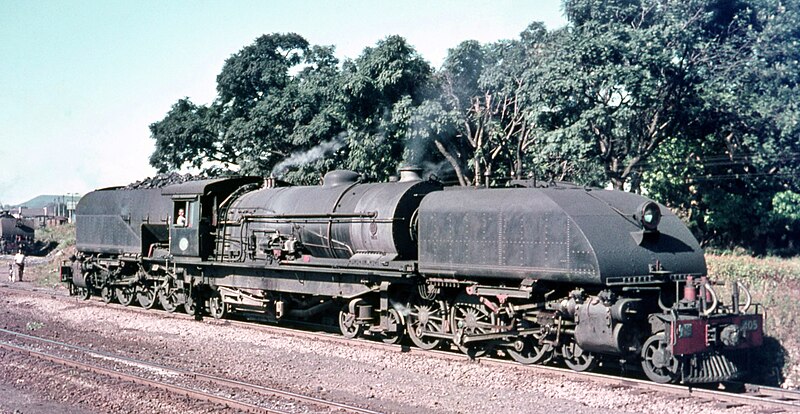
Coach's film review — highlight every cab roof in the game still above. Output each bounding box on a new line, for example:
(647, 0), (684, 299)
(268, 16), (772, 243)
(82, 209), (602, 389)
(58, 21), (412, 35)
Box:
(161, 176), (262, 197)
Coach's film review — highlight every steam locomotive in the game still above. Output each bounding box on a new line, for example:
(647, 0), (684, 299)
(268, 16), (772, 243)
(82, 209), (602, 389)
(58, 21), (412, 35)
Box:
(0, 212), (35, 254)
(61, 167), (763, 384)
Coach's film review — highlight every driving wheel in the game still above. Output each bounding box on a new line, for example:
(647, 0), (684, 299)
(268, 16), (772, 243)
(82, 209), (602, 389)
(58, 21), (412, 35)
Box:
(159, 288), (181, 313)
(406, 299), (445, 350)
(450, 293), (496, 358)
(101, 286), (114, 304)
(116, 287), (135, 306)
(137, 287), (157, 309)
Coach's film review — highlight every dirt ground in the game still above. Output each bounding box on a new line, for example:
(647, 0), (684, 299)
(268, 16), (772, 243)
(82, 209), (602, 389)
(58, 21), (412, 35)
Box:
(0, 384), (95, 414)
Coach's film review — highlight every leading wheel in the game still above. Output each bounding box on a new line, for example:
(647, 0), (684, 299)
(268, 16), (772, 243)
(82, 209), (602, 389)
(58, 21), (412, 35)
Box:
(508, 333), (552, 365)
(338, 304), (363, 339)
(406, 299), (445, 350)
(562, 340), (598, 372)
(70, 283), (91, 300)
(450, 293), (496, 358)
(79, 287), (91, 301)
(641, 333), (680, 383)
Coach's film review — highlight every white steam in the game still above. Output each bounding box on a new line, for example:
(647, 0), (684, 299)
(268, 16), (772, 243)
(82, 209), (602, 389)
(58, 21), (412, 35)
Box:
(271, 134), (347, 177)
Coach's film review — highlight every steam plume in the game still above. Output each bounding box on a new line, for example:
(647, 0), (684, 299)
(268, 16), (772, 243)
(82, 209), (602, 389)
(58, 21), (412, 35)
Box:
(271, 134), (347, 177)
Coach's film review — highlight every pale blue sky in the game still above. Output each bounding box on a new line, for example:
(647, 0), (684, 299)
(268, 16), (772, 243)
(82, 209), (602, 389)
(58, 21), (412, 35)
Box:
(0, 0), (566, 205)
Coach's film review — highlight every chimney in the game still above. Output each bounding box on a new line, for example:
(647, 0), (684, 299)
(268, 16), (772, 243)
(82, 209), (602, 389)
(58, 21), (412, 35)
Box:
(398, 166), (423, 182)
(264, 175), (276, 189)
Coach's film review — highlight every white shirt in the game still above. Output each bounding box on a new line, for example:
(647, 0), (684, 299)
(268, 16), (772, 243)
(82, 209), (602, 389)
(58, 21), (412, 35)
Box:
(14, 252), (25, 265)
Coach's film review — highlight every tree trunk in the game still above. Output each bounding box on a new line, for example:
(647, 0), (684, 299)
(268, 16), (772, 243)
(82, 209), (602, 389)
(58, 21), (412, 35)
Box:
(434, 140), (468, 186)
(610, 176), (625, 191)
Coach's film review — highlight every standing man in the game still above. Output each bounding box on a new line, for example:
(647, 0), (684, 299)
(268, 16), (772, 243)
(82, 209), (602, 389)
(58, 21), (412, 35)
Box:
(14, 249), (25, 282)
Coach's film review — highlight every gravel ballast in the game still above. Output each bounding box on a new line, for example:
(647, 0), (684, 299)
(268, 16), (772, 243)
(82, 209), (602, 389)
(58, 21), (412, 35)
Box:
(0, 284), (764, 414)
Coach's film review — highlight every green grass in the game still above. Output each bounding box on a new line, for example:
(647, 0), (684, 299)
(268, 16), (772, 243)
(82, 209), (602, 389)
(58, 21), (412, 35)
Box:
(28, 224), (76, 289)
(707, 253), (800, 286)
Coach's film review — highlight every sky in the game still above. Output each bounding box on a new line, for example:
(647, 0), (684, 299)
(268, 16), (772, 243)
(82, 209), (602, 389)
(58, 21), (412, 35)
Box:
(0, 0), (566, 206)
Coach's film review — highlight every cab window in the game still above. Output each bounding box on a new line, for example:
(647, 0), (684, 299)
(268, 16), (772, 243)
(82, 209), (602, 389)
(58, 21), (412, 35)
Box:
(173, 202), (189, 227)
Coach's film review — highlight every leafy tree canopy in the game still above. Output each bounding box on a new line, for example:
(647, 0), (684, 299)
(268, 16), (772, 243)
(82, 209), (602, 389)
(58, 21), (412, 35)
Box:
(149, 0), (800, 253)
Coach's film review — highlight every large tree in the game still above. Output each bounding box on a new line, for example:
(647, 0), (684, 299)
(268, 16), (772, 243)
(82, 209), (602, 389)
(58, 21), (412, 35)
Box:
(149, 33), (345, 176)
(529, 0), (716, 190)
(339, 35), (433, 180)
(412, 24), (551, 187)
(150, 34), (432, 183)
(147, 7), (800, 253)
(642, 0), (800, 251)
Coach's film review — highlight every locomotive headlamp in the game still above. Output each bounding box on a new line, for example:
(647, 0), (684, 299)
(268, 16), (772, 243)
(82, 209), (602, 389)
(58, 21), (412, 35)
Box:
(638, 202), (661, 231)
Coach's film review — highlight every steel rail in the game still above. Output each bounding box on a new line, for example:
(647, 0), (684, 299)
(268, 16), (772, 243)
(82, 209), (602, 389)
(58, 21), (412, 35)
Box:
(483, 358), (800, 412)
(204, 311), (800, 413)
(0, 327), (384, 414)
(0, 340), (282, 414)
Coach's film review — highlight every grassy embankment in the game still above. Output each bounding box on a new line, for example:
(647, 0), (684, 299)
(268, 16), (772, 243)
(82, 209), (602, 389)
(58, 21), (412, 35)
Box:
(28, 223), (76, 288)
(21, 225), (800, 388)
(706, 254), (800, 388)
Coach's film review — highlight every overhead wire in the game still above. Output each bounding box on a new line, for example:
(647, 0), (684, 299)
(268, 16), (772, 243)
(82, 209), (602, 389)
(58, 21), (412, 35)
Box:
(624, 151), (799, 183)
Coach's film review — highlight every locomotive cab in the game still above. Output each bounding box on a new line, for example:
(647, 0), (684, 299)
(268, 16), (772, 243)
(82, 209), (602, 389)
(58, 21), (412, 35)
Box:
(169, 196), (201, 257)
(162, 177), (262, 260)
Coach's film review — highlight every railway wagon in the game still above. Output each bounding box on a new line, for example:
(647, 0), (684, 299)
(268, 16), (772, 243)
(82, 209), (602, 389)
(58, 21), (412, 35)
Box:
(62, 168), (764, 384)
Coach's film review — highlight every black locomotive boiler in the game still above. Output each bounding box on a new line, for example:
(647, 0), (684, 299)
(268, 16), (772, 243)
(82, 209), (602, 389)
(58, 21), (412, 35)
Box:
(61, 167), (763, 384)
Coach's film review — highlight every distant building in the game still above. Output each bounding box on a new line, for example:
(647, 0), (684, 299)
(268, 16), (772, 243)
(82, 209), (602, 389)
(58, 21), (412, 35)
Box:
(14, 206), (66, 227)
(10, 194), (81, 227)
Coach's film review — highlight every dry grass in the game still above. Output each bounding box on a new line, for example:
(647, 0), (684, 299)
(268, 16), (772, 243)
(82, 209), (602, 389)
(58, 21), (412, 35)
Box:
(707, 254), (800, 388)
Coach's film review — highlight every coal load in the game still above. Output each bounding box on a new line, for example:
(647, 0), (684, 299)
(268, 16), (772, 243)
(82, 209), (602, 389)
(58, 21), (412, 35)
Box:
(124, 173), (203, 190)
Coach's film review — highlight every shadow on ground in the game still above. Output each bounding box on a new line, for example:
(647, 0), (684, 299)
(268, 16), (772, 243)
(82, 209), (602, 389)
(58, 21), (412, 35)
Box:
(28, 241), (58, 257)
(748, 336), (785, 386)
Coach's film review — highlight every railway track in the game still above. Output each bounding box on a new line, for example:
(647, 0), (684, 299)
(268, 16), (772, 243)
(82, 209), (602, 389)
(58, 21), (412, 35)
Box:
(0, 324), (383, 414)
(3, 283), (800, 412)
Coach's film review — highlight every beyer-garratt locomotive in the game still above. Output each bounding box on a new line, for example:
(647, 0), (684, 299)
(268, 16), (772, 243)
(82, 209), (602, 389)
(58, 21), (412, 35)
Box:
(61, 167), (763, 384)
